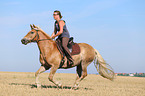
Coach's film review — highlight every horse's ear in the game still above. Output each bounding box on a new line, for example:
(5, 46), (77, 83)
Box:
(30, 24), (33, 30)
(33, 24), (37, 28)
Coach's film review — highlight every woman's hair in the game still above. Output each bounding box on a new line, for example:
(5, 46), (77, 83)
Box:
(54, 10), (63, 19)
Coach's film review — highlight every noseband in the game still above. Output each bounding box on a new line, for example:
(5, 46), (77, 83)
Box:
(31, 30), (52, 43)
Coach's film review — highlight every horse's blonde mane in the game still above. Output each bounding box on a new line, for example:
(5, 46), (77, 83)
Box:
(35, 25), (51, 39)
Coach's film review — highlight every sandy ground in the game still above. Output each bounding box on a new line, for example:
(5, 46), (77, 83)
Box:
(0, 72), (145, 96)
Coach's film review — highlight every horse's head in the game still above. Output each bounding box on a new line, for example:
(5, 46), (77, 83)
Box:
(21, 24), (40, 45)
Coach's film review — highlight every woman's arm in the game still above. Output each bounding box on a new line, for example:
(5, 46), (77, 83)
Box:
(51, 21), (64, 39)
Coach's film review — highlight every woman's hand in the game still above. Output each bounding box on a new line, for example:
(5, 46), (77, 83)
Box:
(50, 32), (56, 39)
(50, 35), (55, 39)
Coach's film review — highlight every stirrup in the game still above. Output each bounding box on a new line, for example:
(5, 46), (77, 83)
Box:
(67, 60), (74, 66)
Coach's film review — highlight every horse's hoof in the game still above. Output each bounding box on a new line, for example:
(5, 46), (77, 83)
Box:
(36, 83), (41, 88)
(71, 84), (79, 90)
(56, 81), (63, 89)
(71, 87), (78, 90)
(58, 84), (63, 89)
(58, 85), (63, 89)
(58, 83), (62, 87)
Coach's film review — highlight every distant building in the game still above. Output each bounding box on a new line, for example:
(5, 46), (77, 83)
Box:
(139, 73), (143, 75)
(129, 73), (134, 77)
(115, 73), (145, 77)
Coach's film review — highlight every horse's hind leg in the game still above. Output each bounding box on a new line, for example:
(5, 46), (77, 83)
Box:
(72, 62), (88, 89)
(72, 63), (82, 89)
(35, 65), (50, 88)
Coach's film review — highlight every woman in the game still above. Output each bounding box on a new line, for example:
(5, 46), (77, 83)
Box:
(50, 10), (73, 67)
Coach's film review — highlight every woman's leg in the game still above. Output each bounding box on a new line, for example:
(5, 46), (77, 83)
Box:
(62, 37), (74, 66)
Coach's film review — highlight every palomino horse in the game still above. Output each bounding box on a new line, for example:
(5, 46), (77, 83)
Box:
(21, 24), (114, 89)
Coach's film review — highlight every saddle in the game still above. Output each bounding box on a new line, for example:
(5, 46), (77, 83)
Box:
(56, 37), (81, 68)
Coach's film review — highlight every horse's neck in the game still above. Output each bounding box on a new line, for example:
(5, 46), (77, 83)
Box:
(38, 31), (51, 40)
(37, 32), (54, 56)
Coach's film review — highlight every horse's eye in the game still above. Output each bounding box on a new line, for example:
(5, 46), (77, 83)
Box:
(31, 32), (34, 34)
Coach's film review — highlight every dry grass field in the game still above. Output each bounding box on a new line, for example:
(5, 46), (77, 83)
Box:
(0, 71), (145, 96)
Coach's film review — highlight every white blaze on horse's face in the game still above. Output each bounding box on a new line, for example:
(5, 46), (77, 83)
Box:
(21, 29), (37, 45)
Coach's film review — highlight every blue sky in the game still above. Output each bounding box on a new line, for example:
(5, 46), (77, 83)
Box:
(0, 0), (145, 74)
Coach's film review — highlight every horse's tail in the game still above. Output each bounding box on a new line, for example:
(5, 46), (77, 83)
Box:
(94, 49), (115, 81)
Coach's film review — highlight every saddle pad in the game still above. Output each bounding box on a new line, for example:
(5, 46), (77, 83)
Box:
(71, 43), (80, 55)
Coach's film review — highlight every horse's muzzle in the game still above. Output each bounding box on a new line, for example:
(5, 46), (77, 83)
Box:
(21, 38), (30, 45)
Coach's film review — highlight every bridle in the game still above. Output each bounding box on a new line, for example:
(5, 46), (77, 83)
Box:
(31, 29), (52, 43)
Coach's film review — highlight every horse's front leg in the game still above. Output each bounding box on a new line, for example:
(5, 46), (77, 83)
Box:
(48, 65), (62, 88)
(35, 65), (50, 88)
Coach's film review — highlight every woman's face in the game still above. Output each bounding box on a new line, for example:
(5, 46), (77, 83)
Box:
(53, 12), (59, 20)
